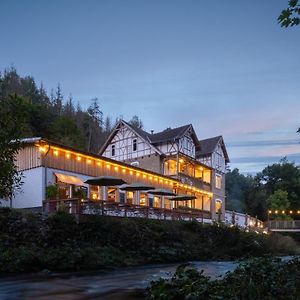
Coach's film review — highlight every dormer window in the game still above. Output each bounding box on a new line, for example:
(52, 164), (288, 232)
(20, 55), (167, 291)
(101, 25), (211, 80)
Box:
(133, 139), (137, 151)
(111, 144), (115, 156)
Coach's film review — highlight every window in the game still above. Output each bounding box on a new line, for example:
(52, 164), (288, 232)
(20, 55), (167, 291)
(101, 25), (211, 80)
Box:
(215, 200), (222, 213)
(133, 139), (137, 151)
(111, 144), (115, 156)
(215, 174), (222, 189)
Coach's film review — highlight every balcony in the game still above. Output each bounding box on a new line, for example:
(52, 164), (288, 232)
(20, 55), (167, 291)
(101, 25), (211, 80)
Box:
(171, 172), (211, 192)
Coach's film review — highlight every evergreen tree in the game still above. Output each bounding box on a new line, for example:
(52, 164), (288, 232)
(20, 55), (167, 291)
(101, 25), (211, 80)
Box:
(129, 115), (143, 129)
(0, 94), (28, 202)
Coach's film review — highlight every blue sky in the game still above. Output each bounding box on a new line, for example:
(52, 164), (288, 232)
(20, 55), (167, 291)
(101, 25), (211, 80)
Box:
(1, 0), (299, 174)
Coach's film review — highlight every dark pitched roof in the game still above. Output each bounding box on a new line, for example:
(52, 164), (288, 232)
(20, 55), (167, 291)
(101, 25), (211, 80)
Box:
(149, 124), (191, 144)
(98, 120), (163, 155)
(122, 120), (152, 142)
(197, 136), (230, 163)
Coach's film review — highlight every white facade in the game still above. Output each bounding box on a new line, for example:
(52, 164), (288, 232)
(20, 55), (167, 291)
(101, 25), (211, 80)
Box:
(212, 143), (226, 173)
(0, 167), (93, 209)
(0, 167), (44, 208)
(102, 125), (158, 161)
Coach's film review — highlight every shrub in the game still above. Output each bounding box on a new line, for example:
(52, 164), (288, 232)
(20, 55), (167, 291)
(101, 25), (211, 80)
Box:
(147, 258), (300, 299)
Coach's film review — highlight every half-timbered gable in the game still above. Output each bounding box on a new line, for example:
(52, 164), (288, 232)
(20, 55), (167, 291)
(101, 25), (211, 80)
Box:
(212, 142), (226, 173)
(197, 136), (229, 171)
(100, 121), (161, 161)
(152, 124), (200, 158)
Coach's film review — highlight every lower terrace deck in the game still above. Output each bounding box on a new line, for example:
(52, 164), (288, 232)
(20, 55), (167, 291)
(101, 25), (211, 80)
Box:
(43, 198), (212, 222)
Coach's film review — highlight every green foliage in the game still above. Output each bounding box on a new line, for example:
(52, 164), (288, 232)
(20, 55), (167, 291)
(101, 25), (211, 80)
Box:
(278, 0), (300, 27)
(147, 257), (300, 299)
(45, 185), (58, 200)
(0, 208), (299, 274)
(267, 189), (290, 210)
(226, 168), (267, 220)
(0, 67), (109, 153)
(0, 93), (28, 199)
(226, 160), (300, 221)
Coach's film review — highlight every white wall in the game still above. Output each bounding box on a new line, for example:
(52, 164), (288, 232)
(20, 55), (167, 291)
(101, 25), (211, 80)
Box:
(102, 124), (156, 161)
(0, 167), (95, 209)
(0, 167), (44, 208)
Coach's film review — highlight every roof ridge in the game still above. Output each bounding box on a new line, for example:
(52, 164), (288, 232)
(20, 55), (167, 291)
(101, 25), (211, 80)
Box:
(151, 123), (191, 136)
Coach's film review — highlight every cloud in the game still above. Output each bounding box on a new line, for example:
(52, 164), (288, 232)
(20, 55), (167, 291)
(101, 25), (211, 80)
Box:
(227, 138), (300, 147)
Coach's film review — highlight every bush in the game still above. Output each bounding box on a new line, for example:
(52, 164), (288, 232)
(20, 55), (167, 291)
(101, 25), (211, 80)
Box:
(147, 258), (300, 299)
(0, 208), (299, 274)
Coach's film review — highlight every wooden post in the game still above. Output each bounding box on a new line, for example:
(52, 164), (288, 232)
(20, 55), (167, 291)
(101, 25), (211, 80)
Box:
(201, 195), (204, 224)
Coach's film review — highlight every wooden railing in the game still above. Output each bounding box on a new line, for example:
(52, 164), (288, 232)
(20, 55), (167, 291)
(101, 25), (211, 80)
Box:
(177, 173), (211, 192)
(43, 198), (211, 222)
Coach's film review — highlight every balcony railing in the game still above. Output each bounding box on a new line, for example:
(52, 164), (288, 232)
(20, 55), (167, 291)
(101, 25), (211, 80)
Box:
(43, 198), (211, 222)
(174, 173), (211, 192)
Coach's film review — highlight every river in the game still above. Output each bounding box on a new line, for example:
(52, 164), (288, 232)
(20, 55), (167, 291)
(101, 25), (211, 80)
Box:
(0, 261), (237, 300)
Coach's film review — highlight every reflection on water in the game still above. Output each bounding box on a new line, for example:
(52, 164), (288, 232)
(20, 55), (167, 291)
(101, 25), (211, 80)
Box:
(0, 261), (237, 300)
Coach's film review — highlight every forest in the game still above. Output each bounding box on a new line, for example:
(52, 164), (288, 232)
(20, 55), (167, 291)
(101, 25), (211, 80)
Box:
(226, 159), (300, 220)
(0, 66), (142, 154)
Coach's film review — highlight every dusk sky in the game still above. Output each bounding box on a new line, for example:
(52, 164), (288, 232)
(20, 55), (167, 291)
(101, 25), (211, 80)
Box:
(1, 0), (299, 174)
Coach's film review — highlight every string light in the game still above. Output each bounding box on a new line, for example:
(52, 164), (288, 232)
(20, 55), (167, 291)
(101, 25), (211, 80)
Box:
(39, 146), (46, 153)
(36, 143), (213, 197)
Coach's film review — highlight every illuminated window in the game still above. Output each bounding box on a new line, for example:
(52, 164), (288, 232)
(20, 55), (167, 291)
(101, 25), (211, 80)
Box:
(215, 199), (222, 213)
(215, 174), (222, 189)
(164, 159), (177, 176)
(111, 144), (115, 156)
(133, 139), (137, 151)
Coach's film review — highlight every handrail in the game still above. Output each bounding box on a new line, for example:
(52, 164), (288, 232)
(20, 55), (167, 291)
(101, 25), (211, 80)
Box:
(267, 220), (300, 229)
(42, 198), (211, 221)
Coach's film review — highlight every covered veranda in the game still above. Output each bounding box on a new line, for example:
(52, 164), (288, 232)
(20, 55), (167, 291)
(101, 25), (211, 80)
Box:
(43, 174), (212, 222)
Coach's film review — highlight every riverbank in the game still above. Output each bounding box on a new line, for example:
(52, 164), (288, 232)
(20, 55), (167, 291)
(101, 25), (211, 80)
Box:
(0, 208), (299, 274)
(0, 261), (238, 300)
(147, 257), (300, 299)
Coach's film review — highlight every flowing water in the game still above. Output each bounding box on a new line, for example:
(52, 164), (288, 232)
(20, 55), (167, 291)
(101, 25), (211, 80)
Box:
(0, 261), (237, 300)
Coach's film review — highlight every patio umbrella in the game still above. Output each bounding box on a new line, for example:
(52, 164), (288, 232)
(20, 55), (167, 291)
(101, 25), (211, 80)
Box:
(147, 188), (176, 196)
(119, 182), (155, 191)
(169, 194), (197, 201)
(85, 176), (126, 186)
